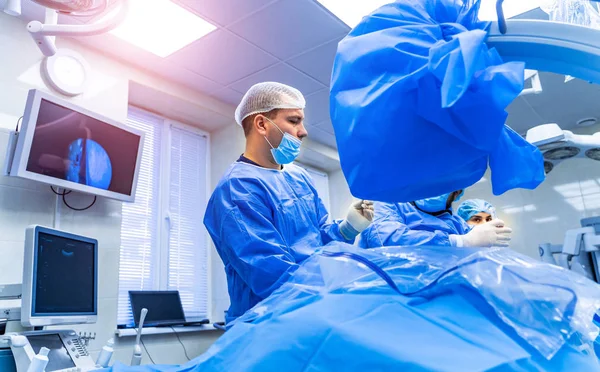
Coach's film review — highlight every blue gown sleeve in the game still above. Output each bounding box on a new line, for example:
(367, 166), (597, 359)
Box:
(315, 197), (355, 245)
(362, 204), (452, 248)
(219, 199), (299, 299)
(300, 171), (355, 244)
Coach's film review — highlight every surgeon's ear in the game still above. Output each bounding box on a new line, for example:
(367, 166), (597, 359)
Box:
(254, 115), (268, 136)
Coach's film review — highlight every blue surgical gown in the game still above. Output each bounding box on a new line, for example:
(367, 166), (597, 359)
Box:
(359, 202), (470, 248)
(204, 161), (353, 323)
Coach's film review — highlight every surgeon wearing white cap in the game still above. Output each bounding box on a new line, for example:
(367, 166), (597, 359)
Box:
(204, 82), (374, 324)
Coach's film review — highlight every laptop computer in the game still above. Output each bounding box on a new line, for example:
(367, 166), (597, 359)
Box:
(128, 290), (187, 328)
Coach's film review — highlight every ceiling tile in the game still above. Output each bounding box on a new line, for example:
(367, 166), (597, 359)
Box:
(287, 37), (342, 85)
(162, 65), (224, 95)
(210, 88), (244, 106)
(228, 0), (349, 60)
(69, 33), (223, 94)
(308, 126), (337, 149)
(316, 119), (335, 135)
(230, 63), (325, 96)
(505, 72), (600, 135)
(511, 8), (549, 20)
(168, 29), (277, 85)
(506, 104), (546, 135)
(174, 0), (277, 27)
(304, 89), (330, 125)
(521, 73), (600, 130)
(129, 82), (234, 132)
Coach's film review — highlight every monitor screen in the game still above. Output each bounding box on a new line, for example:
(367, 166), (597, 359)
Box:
(25, 98), (141, 196)
(129, 291), (186, 327)
(33, 232), (96, 315)
(28, 334), (76, 371)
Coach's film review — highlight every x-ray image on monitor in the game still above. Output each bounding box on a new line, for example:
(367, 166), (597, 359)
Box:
(26, 99), (140, 195)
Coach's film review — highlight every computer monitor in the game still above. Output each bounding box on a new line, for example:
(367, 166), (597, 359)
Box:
(129, 291), (186, 327)
(8, 89), (145, 202)
(21, 225), (98, 327)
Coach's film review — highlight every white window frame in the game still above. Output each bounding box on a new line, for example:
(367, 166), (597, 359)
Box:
(119, 107), (213, 324)
(157, 119), (213, 320)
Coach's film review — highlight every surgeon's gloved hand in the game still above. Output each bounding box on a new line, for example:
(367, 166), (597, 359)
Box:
(450, 219), (513, 248)
(339, 200), (375, 240)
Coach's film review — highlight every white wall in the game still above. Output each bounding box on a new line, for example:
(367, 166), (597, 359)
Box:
(0, 12), (229, 365)
(464, 155), (600, 259)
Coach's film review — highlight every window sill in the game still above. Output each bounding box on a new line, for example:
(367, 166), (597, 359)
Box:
(114, 325), (220, 338)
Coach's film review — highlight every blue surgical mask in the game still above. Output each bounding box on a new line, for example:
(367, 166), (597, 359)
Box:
(415, 190), (464, 213)
(264, 117), (302, 165)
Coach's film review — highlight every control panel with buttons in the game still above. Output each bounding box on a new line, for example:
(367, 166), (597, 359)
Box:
(10, 330), (99, 372)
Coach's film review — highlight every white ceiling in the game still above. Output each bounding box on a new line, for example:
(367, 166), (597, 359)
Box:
(14, 0), (348, 149)
(507, 72), (600, 135)
(11, 1), (600, 148)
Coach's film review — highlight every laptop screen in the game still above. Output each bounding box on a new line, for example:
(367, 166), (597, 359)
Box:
(129, 291), (186, 327)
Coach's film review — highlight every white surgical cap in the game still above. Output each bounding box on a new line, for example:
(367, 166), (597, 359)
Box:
(234, 82), (306, 126)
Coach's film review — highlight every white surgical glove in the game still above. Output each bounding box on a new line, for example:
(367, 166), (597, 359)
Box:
(339, 200), (375, 240)
(450, 219), (512, 248)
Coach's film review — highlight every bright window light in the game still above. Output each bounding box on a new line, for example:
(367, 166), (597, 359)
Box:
(315, 0), (391, 28)
(478, 0), (543, 21)
(109, 0), (216, 58)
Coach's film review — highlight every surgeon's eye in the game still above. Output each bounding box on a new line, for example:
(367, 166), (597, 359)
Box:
(287, 117), (302, 125)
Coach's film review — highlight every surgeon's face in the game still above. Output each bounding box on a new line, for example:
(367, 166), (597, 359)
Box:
(264, 109), (308, 146)
(467, 212), (493, 226)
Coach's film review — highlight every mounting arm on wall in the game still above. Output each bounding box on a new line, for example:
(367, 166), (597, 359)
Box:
(26, 0), (129, 57)
(2, 0), (129, 97)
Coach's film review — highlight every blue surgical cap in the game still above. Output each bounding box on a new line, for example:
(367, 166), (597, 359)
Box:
(457, 199), (496, 222)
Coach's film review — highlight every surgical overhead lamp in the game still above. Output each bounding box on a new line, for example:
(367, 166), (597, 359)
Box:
(2, 0), (129, 97)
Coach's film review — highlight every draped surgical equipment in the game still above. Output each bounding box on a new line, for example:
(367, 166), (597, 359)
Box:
(103, 243), (600, 371)
(330, 0), (545, 203)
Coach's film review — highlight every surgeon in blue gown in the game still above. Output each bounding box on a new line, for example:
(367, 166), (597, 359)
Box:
(204, 82), (375, 324)
(359, 191), (512, 249)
